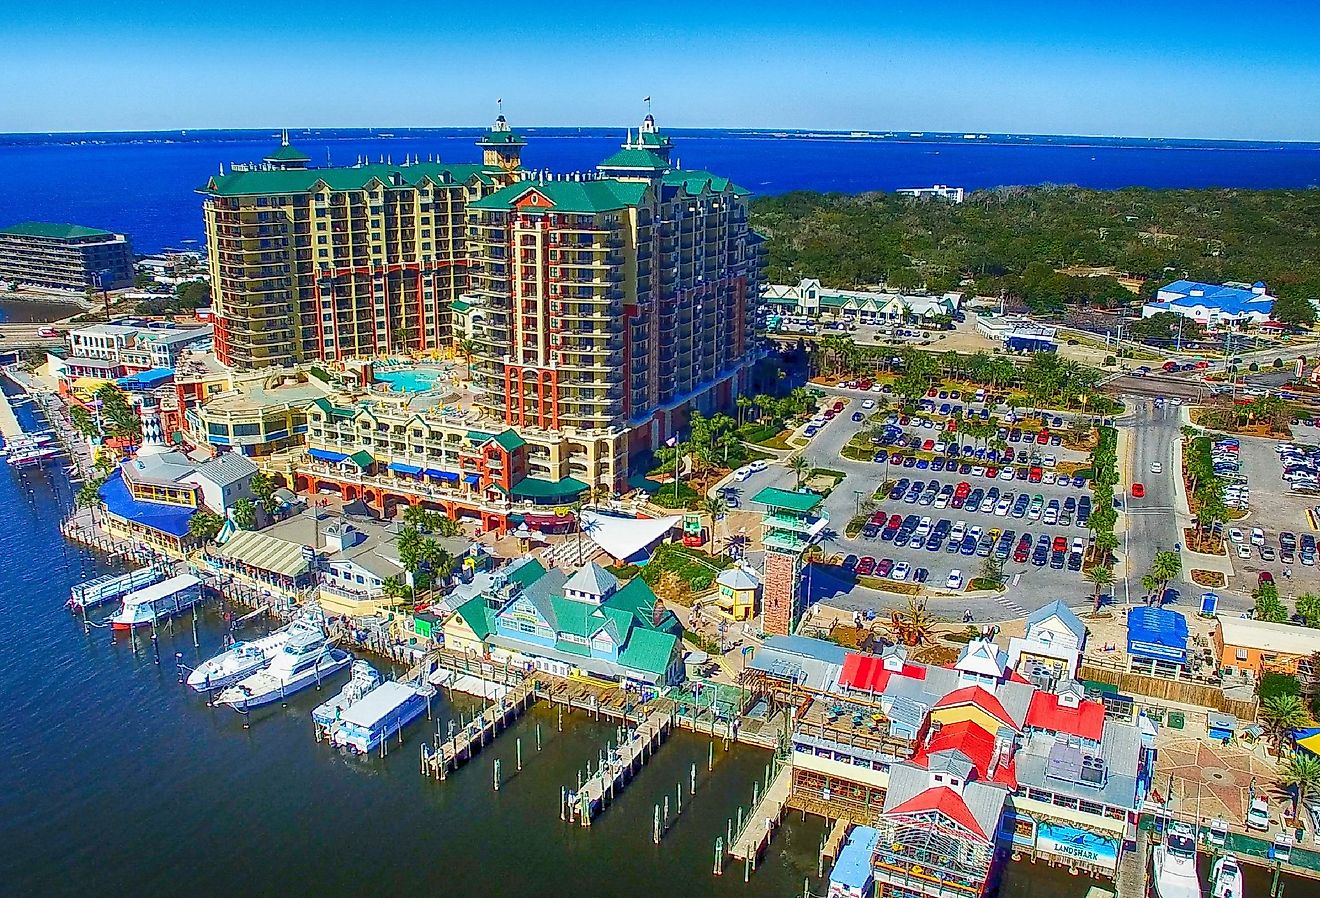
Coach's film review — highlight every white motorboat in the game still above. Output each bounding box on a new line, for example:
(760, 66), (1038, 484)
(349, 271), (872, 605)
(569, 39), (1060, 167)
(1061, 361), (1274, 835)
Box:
(109, 574), (204, 630)
(330, 679), (434, 754)
(1153, 821), (1202, 898)
(187, 619), (321, 693)
(215, 628), (351, 711)
(311, 659), (382, 732)
(1211, 853), (1244, 898)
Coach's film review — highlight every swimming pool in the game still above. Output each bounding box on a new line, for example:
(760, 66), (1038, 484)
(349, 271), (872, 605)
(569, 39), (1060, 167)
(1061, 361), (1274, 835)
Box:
(374, 367), (445, 392)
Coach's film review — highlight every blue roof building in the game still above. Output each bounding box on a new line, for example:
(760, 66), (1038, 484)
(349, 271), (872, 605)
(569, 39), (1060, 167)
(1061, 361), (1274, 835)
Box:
(1142, 279), (1275, 328)
(829, 825), (879, 897)
(1126, 607), (1189, 679)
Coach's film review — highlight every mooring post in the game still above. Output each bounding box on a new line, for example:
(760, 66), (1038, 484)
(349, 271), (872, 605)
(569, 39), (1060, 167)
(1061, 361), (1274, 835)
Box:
(561, 786), (567, 821)
(653, 803), (661, 844)
(708, 739), (714, 771)
(691, 762), (697, 796)
(517, 737), (523, 771)
(536, 722), (542, 751)
(727, 817), (733, 847)
(714, 837), (724, 875)
(175, 651), (184, 684)
(663, 795), (669, 827)
(493, 759), (501, 792)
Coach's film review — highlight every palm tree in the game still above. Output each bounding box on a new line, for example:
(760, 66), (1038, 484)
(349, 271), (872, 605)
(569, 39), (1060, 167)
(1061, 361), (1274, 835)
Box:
(736, 395), (751, 428)
(787, 454), (811, 490)
(1084, 565), (1114, 612)
(231, 498), (258, 531)
(701, 495), (728, 559)
(188, 509), (225, 543)
(1279, 752), (1320, 822)
(1093, 530), (1118, 564)
(1150, 550), (1182, 591)
(1261, 694), (1310, 757)
(1140, 573), (1161, 602)
(456, 338), (478, 380)
(380, 575), (411, 605)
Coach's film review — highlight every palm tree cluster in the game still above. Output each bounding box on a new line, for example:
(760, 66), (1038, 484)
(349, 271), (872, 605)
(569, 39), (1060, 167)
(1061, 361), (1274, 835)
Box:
(396, 524), (456, 593)
(1197, 393), (1296, 435)
(1181, 432), (1229, 548)
(1086, 427), (1120, 575)
(401, 503), (463, 538)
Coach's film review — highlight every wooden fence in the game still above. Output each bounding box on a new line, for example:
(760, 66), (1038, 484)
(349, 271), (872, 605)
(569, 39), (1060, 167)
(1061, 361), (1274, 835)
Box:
(1079, 662), (1259, 721)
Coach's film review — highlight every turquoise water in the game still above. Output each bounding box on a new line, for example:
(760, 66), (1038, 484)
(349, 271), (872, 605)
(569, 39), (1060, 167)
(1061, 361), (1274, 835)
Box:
(375, 367), (444, 392)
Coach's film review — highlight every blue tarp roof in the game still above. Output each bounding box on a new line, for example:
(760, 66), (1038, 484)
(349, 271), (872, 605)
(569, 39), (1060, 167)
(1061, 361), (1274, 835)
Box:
(115, 367), (174, 391)
(831, 826), (879, 890)
(1127, 606), (1189, 661)
(97, 470), (194, 538)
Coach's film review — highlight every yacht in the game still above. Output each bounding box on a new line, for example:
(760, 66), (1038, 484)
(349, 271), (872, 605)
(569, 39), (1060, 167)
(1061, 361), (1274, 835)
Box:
(187, 618), (321, 693)
(1211, 854), (1244, 898)
(311, 659), (382, 733)
(214, 628), (351, 711)
(1153, 821), (1202, 898)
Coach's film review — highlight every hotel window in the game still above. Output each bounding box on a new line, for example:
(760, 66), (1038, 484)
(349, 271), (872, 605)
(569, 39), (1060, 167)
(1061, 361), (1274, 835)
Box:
(1236, 648), (1249, 661)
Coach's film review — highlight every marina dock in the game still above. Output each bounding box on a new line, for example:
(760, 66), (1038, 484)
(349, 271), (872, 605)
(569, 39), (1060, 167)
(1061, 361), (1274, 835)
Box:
(419, 681), (537, 780)
(0, 387), (23, 440)
(567, 705), (674, 826)
(727, 764), (792, 867)
(1114, 827), (1149, 898)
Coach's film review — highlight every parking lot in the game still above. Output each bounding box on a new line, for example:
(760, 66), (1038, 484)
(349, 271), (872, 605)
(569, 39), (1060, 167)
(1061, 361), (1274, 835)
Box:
(1227, 433), (1320, 593)
(728, 384), (1100, 616)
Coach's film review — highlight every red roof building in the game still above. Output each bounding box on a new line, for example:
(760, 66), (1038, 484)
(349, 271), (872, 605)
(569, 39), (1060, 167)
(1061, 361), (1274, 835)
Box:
(838, 652), (926, 693)
(932, 684), (1017, 731)
(884, 786), (988, 840)
(1024, 690), (1105, 742)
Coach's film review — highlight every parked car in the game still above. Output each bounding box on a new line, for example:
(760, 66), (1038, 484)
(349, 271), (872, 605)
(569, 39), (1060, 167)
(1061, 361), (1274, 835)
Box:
(945, 570), (964, 590)
(1247, 797), (1270, 831)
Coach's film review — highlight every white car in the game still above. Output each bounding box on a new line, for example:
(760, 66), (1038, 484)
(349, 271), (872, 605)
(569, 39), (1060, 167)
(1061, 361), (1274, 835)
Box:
(1251, 528), (1266, 546)
(971, 466), (986, 477)
(1042, 472), (1057, 485)
(748, 460), (768, 474)
(1247, 797), (1270, 831)
(870, 384), (883, 393)
(946, 570), (964, 590)
(933, 442), (947, 453)
(999, 467), (1015, 480)
(949, 522), (967, 543)
(891, 561), (911, 582)
(734, 467), (753, 482)
(1041, 454), (1056, 468)
(1238, 543), (1252, 559)
(994, 498), (1012, 516)
(1150, 461), (1163, 474)
(862, 399), (876, 410)
(1228, 527), (1244, 544)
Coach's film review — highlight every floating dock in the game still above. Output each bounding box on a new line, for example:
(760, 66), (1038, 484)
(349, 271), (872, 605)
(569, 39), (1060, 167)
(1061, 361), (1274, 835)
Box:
(566, 705), (674, 827)
(728, 764), (792, 865)
(419, 681), (537, 780)
(69, 565), (164, 612)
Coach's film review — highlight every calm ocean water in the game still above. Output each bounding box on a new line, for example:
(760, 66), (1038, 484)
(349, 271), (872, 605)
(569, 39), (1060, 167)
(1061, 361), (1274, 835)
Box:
(1, 128), (1319, 252)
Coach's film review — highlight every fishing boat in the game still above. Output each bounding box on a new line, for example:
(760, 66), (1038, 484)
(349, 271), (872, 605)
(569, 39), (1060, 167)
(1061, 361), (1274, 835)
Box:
(1210, 853), (1244, 898)
(108, 574), (204, 630)
(214, 627), (352, 711)
(329, 679), (434, 754)
(312, 659), (382, 734)
(68, 566), (163, 612)
(1152, 821), (1201, 898)
(187, 617), (322, 693)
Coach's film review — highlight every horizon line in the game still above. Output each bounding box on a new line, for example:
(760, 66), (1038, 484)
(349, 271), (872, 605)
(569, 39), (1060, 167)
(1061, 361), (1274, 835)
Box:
(3, 124), (1320, 147)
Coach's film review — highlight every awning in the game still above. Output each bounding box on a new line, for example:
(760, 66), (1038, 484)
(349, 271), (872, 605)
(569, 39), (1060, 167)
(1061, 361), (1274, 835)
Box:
(389, 462), (422, 475)
(463, 473), (481, 485)
(309, 448), (347, 463)
(509, 475), (589, 500)
(425, 469), (459, 482)
(523, 512), (574, 527)
(579, 509), (682, 562)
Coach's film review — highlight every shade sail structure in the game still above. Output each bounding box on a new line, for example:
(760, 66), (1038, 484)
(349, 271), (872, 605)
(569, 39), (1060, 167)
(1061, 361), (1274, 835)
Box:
(579, 509), (681, 563)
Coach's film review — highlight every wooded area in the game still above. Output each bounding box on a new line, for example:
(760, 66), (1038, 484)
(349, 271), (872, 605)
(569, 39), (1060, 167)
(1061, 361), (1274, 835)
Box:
(750, 186), (1320, 315)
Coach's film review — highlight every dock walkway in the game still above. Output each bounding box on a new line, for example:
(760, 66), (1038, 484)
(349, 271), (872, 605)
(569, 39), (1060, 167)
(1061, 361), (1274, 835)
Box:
(419, 681), (537, 780)
(1115, 827), (1149, 898)
(728, 764), (792, 866)
(0, 387), (22, 439)
(567, 705), (674, 826)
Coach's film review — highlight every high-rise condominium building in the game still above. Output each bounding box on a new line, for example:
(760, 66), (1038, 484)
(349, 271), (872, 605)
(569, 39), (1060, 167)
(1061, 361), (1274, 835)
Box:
(466, 114), (761, 478)
(198, 124), (523, 369)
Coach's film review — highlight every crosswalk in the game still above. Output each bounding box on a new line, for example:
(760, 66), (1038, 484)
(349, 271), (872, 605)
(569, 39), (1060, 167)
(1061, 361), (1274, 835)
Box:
(992, 595), (1029, 617)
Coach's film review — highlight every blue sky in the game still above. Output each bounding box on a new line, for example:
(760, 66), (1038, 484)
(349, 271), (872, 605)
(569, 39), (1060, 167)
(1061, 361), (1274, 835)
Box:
(3, 0), (1319, 139)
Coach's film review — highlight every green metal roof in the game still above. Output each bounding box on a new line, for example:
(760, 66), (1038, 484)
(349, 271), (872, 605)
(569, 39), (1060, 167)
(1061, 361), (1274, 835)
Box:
(450, 299), (472, 313)
(506, 558), (546, 589)
(492, 430), (526, 452)
(478, 129), (526, 146)
(345, 450), (374, 469)
(509, 475), (589, 500)
(598, 148), (670, 171)
(199, 162), (497, 197)
(618, 626), (678, 677)
(309, 397), (357, 418)
(752, 486), (822, 513)
(469, 179), (648, 214)
(265, 144), (311, 162)
(0, 221), (115, 240)
(661, 169), (750, 197)
(454, 596), (495, 640)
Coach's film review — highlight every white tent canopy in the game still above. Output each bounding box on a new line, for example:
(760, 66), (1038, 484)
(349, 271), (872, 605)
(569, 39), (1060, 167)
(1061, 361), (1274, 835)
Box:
(579, 509), (682, 562)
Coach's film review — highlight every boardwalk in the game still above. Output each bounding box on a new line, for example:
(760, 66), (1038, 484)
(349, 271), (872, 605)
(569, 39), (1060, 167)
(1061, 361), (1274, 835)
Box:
(728, 764), (792, 865)
(567, 705), (674, 826)
(1115, 827), (1149, 898)
(419, 681), (537, 780)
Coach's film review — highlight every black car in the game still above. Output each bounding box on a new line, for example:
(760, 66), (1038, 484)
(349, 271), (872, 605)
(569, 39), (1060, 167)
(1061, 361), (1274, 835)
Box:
(912, 567), (929, 584)
(1067, 552), (1083, 571)
(1050, 550), (1066, 569)
(861, 523), (881, 539)
(1032, 546), (1049, 566)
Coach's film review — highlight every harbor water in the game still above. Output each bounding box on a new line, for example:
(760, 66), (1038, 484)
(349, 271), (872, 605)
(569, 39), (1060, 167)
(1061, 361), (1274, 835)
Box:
(0, 383), (1297, 897)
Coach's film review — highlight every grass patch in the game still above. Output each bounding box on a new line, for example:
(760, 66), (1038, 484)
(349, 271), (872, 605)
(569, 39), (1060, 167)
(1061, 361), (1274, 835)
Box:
(649, 481), (702, 509)
(968, 577), (1006, 592)
(856, 576), (923, 595)
(1191, 569), (1227, 588)
(639, 543), (732, 592)
(756, 430), (797, 450)
(844, 514), (868, 539)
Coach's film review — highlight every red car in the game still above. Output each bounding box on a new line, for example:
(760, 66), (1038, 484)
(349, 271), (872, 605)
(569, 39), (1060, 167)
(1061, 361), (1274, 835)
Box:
(832, 401), (845, 413)
(1131, 483), (1146, 498)
(856, 556), (877, 576)
(1259, 571), (1275, 585)
(986, 466), (999, 478)
(1014, 544), (1030, 563)
(876, 558), (894, 578)
(1036, 430), (1050, 445)
(887, 514), (903, 529)
(1194, 361), (1210, 369)
(1028, 467), (1043, 483)
(954, 481), (972, 499)
(922, 439), (935, 451)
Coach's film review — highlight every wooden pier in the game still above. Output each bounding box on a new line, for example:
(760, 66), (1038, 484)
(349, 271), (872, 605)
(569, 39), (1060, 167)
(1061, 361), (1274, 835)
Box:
(419, 681), (537, 780)
(1114, 826), (1149, 898)
(566, 705), (674, 826)
(728, 764), (792, 866)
